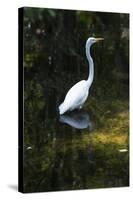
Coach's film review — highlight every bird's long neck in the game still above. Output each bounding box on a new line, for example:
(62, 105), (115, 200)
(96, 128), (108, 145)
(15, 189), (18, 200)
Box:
(86, 43), (94, 88)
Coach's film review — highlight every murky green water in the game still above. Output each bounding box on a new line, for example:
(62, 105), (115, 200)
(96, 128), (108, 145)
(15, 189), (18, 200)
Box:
(24, 93), (129, 192)
(23, 7), (129, 193)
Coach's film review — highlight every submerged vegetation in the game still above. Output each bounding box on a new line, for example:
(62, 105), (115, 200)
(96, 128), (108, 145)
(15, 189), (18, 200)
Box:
(22, 7), (129, 192)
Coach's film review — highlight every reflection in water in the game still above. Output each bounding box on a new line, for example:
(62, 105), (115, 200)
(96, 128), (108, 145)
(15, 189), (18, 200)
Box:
(59, 110), (94, 130)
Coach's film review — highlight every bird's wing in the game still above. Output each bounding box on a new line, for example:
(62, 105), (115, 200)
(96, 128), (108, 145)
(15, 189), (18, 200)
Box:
(64, 80), (88, 107)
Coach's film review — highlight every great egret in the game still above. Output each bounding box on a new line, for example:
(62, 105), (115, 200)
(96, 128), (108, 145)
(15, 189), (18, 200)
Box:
(59, 37), (104, 115)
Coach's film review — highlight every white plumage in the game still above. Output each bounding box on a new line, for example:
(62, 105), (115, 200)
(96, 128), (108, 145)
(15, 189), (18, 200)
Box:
(59, 80), (89, 115)
(59, 37), (104, 115)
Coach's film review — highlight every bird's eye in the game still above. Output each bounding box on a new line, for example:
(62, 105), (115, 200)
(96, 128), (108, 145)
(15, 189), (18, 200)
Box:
(91, 38), (95, 42)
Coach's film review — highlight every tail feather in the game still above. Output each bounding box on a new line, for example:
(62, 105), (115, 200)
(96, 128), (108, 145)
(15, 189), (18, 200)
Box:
(59, 102), (68, 115)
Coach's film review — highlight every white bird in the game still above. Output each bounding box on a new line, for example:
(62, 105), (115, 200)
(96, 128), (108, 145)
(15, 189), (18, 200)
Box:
(59, 37), (104, 115)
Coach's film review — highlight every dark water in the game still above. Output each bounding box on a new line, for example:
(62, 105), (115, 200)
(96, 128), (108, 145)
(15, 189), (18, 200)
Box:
(23, 8), (129, 193)
(24, 66), (129, 193)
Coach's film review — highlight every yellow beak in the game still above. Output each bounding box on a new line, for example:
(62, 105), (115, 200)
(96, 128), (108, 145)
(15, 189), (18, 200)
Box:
(95, 38), (104, 42)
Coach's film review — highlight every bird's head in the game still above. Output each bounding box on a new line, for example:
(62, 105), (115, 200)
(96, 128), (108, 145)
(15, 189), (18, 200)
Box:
(86, 37), (104, 46)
